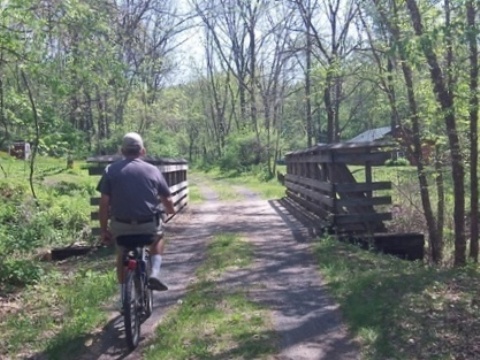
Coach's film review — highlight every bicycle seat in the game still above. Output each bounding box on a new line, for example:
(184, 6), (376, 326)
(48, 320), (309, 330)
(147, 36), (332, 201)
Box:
(116, 234), (155, 248)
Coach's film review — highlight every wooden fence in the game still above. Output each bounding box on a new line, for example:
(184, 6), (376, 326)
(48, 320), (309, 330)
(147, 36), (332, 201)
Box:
(283, 142), (424, 260)
(86, 155), (188, 236)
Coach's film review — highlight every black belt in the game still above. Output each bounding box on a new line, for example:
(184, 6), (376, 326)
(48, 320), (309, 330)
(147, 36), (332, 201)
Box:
(114, 216), (155, 225)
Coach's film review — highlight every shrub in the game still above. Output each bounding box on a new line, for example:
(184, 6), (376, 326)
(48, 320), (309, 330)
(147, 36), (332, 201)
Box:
(219, 132), (268, 172)
(0, 258), (44, 286)
(385, 158), (409, 167)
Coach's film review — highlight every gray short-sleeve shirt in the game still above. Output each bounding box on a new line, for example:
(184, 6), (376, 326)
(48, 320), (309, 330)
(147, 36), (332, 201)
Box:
(96, 158), (171, 219)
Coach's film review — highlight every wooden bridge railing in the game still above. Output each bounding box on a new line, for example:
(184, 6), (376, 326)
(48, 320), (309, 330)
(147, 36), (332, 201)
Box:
(284, 142), (393, 234)
(86, 155), (188, 236)
(283, 141), (425, 260)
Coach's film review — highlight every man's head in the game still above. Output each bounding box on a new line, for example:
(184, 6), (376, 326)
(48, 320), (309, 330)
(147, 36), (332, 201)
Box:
(121, 132), (145, 157)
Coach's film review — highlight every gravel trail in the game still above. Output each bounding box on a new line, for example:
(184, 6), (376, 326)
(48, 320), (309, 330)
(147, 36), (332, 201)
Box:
(72, 183), (359, 360)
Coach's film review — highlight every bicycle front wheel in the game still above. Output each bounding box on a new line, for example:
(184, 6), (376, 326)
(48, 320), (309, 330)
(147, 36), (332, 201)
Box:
(123, 269), (141, 350)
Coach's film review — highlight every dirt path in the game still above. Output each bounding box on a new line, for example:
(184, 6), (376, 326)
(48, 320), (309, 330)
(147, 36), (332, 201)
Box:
(75, 183), (359, 360)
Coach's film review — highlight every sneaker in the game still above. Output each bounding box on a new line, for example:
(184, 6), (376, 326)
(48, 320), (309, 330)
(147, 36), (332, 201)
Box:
(148, 274), (168, 291)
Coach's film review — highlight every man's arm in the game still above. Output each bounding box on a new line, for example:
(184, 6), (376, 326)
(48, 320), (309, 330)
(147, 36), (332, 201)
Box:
(161, 195), (175, 215)
(99, 193), (112, 243)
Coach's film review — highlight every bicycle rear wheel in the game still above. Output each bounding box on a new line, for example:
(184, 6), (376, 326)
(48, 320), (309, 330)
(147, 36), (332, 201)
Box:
(123, 269), (141, 350)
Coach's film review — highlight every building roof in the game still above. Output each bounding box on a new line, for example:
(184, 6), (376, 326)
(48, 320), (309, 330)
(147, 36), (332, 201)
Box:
(347, 126), (392, 143)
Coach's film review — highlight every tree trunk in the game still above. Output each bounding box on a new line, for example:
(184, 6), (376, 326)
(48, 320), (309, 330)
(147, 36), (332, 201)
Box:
(467, 0), (479, 261)
(325, 70), (335, 143)
(386, 56), (399, 130)
(434, 144), (445, 261)
(373, 0), (442, 263)
(401, 60), (441, 263)
(305, 30), (313, 147)
(405, 0), (466, 266)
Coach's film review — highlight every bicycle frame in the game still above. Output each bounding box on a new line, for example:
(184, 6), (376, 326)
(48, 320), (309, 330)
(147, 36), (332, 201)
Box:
(117, 234), (155, 350)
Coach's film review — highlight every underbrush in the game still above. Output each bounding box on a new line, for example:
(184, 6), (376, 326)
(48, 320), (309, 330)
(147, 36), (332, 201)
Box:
(0, 155), (117, 358)
(0, 191), (92, 288)
(0, 157), (95, 289)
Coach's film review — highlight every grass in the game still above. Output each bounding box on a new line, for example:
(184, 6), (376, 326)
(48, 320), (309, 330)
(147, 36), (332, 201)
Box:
(187, 182), (205, 203)
(191, 167), (285, 200)
(144, 233), (276, 359)
(189, 171), (243, 201)
(314, 236), (480, 360)
(210, 182), (245, 201)
(0, 247), (117, 359)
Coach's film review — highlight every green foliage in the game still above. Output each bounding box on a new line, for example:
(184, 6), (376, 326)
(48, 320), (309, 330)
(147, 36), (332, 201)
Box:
(219, 131), (267, 172)
(385, 158), (410, 167)
(0, 259), (45, 286)
(144, 130), (183, 158)
(0, 157), (92, 289)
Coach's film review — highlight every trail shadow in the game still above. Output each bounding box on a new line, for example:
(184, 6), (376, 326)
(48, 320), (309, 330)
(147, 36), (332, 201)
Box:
(202, 198), (360, 359)
(28, 313), (133, 360)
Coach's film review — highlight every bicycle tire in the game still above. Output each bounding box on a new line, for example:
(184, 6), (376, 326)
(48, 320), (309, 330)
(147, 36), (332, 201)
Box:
(123, 269), (141, 350)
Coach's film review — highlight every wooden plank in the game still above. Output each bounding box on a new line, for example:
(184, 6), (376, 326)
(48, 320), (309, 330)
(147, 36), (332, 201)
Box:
(159, 164), (188, 173)
(286, 190), (333, 220)
(91, 190), (187, 221)
(334, 212), (392, 225)
(88, 167), (106, 176)
(164, 196), (188, 223)
(335, 181), (392, 192)
(88, 164), (188, 176)
(336, 196), (392, 208)
(293, 152), (390, 165)
(328, 163), (386, 232)
(89, 181), (188, 206)
(169, 181), (188, 194)
(284, 141), (394, 158)
(285, 174), (333, 192)
(172, 191), (188, 206)
(365, 160), (372, 199)
(86, 155), (188, 165)
(285, 182), (335, 208)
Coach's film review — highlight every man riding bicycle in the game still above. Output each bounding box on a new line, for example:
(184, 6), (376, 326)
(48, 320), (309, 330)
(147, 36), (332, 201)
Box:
(96, 132), (175, 307)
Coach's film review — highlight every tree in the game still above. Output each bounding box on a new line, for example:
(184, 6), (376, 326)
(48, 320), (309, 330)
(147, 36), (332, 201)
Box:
(405, 0), (465, 266)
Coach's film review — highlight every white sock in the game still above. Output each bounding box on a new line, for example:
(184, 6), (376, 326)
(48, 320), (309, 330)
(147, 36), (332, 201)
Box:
(151, 255), (162, 276)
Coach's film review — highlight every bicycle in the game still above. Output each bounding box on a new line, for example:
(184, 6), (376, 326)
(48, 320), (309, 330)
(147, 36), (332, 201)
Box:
(116, 234), (155, 350)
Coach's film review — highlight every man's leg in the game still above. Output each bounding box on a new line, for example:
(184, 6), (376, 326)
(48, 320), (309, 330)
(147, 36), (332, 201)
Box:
(148, 235), (168, 291)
